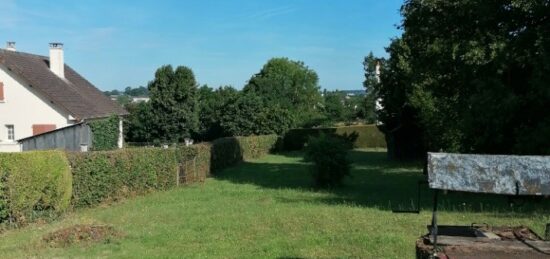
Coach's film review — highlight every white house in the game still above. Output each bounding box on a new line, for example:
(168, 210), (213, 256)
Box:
(0, 42), (127, 152)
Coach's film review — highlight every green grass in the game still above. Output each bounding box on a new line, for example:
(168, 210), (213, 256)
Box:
(1, 149), (549, 258)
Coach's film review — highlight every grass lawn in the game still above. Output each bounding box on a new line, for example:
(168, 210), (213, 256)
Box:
(1, 149), (549, 258)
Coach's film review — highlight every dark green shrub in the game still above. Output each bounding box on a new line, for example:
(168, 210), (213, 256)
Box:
(0, 151), (72, 224)
(89, 115), (120, 151)
(305, 134), (351, 187)
(283, 124), (386, 151)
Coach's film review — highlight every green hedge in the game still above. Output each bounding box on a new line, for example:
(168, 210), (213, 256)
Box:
(282, 125), (386, 151)
(0, 134), (278, 224)
(68, 148), (198, 207)
(0, 151), (72, 224)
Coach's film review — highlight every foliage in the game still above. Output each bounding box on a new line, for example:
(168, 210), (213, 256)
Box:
(0, 151), (72, 225)
(362, 52), (380, 124)
(196, 85), (239, 141)
(322, 90), (362, 124)
(103, 86), (149, 97)
(69, 134), (277, 206)
(219, 93), (294, 137)
(282, 125), (386, 151)
(68, 148), (188, 207)
(375, 0), (550, 157)
(243, 57), (323, 127)
(305, 134), (351, 187)
(89, 115), (120, 151)
(124, 101), (154, 143)
(148, 65), (199, 143)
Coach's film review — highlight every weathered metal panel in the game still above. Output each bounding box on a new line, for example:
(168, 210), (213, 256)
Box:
(428, 152), (550, 196)
(19, 123), (91, 152)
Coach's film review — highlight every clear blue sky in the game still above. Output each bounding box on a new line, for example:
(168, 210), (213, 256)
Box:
(0, 0), (403, 91)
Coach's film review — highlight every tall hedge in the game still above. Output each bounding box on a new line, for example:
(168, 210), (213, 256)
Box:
(282, 125), (386, 151)
(69, 148), (179, 207)
(0, 151), (72, 224)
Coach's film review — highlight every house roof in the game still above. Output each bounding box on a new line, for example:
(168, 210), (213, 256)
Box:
(0, 49), (128, 120)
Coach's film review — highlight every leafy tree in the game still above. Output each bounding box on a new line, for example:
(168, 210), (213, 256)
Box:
(322, 90), (356, 124)
(243, 57), (323, 127)
(376, 0), (550, 157)
(362, 52), (381, 124)
(124, 86), (149, 97)
(124, 102), (154, 143)
(196, 85), (239, 140)
(148, 65), (199, 142)
(219, 92), (294, 136)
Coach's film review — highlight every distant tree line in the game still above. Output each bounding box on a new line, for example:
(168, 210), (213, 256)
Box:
(367, 0), (550, 159)
(124, 57), (375, 144)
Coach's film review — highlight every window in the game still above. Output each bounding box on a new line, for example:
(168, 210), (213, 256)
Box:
(0, 82), (4, 101)
(6, 125), (14, 141)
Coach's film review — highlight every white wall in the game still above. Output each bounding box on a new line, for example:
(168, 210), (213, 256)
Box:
(0, 65), (75, 151)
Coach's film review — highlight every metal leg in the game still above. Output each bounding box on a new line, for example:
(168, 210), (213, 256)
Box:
(431, 189), (439, 253)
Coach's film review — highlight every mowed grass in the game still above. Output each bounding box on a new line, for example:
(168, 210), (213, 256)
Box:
(1, 149), (549, 258)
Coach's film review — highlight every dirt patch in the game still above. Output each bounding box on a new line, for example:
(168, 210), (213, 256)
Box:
(43, 224), (123, 247)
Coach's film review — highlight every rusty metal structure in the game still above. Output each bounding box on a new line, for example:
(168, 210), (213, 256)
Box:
(412, 152), (550, 258)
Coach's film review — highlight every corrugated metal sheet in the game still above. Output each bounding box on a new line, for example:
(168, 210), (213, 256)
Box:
(428, 152), (550, 196)
(19, 123), (92, 151)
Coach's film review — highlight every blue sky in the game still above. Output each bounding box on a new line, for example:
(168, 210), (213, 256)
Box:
(0, 0), (403, 91)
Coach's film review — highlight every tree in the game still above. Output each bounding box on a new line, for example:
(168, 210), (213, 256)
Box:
(322, 90), (356, 124)
(362, 52), (380, 124)
(376, 0), (550, 157)
(219, 92), (294, 136)
(124, 101), (154, 143)
(243, 57), (322, 127)
(148, 65), (199, 142)
(196, 85), (239, 140)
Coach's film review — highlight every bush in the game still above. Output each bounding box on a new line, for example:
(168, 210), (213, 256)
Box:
(89, 115), (120, 151)
(69, 147), (198, 207)
(283, 124), (386, 151)
(0, 151), (72, 225)
(305, 134), (351, 187)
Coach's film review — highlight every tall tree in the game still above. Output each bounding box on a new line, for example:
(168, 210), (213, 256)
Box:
(377, 0), (550, 157)
(148, 65), (199, 142)
(243, 57), (322, 127)
(196, 85), (239, 140)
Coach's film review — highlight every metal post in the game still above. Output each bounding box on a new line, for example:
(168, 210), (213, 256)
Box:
(545, 223), (550, 241)
(431, 189), (439, 254)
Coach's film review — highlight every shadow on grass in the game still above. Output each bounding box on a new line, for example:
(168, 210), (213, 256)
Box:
(215, 149), (550, 214)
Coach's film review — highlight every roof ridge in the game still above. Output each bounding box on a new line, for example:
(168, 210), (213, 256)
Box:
(0, 49), (49, 59)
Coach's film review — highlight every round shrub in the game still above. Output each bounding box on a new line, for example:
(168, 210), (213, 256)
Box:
(305, 134), (351, 187)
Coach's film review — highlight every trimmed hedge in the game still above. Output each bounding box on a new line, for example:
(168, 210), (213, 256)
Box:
(282, 125), (386, 151)
(68, 135), (279, 207)
(68, 147), (201, 207)
(0, 134), (278, 225)
(0, 151), (72, 224)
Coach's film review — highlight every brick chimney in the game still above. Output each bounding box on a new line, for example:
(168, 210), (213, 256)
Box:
(49, 43), (64, 78)
(6, 42), (16, 51)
